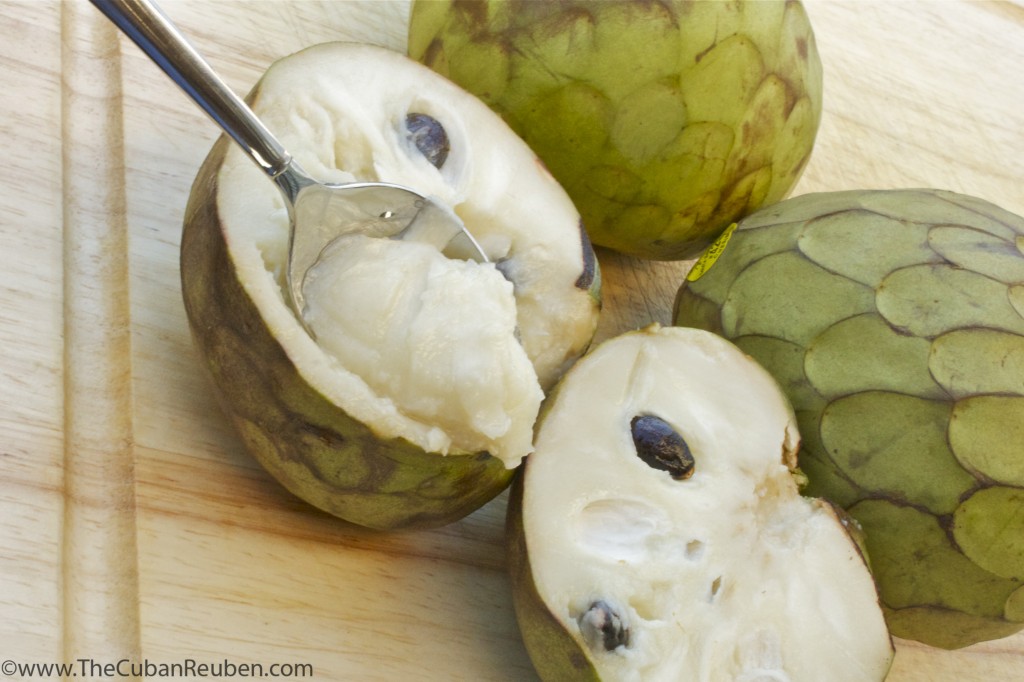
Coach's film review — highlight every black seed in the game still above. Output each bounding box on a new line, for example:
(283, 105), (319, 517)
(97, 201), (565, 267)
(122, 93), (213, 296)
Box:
(630, 414), (695, 480)
(405, 113), (449, 169)
(578, 600), (629, 652)
(574, 219), (597, 291)
(494, 257), (517, 288)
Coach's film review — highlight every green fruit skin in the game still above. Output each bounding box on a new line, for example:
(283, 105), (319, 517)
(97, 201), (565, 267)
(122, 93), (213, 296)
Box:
(506, 469), (601, 682)
(673, 188), (1024, 648)
(505, 373), (600, 681)
(181, 132), (514, 531)
(409, 0), (823, 260)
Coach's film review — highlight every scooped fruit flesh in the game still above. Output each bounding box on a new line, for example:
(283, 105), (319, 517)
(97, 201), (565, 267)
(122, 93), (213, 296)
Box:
(302, 233), (541, 466)
(181, 42), (600, 529)
(212, 44), (598, 459)
(511, 326), (893, 681)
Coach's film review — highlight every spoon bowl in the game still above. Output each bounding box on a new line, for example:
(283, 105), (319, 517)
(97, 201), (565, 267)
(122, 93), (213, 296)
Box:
(91, 0), (488, 327)
(277, 171), (486, 319)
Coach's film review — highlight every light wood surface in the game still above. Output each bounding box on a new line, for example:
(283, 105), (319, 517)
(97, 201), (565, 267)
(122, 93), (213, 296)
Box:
(2, 0), (1022, 679)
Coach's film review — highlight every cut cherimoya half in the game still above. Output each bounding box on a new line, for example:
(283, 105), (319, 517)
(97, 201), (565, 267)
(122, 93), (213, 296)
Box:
(181, 42), (600, 530)
(508, 325), (893, 681)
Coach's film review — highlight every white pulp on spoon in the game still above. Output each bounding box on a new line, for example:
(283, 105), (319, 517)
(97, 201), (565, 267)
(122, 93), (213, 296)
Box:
(302, 233), (542, 467)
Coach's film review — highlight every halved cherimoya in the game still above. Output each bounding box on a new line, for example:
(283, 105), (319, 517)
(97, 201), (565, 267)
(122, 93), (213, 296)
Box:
(507, 325), (892, 681)
(181, 43), (600, 530)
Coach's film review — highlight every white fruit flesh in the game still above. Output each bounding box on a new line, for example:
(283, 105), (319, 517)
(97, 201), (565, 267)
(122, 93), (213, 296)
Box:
(212, 43), (597, 464)
(302, 234), (541, 466)
(522, 326), (892, 681)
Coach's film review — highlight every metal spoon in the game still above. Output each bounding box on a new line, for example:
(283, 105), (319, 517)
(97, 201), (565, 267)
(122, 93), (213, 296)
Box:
(90, 0), (488, 328)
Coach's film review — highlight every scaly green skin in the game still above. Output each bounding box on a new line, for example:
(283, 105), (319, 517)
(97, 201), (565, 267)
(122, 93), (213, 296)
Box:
(181, 132), (514, 531)
(673, 188), (1024, 648)
(409, 0), (822, 260)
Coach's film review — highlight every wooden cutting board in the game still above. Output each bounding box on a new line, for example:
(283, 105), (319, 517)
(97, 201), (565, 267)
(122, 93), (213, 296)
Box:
(2, 0), (1022, 679)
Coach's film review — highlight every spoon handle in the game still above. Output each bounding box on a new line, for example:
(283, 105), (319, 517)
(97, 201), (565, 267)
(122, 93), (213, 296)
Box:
(90, 0), (292, 178)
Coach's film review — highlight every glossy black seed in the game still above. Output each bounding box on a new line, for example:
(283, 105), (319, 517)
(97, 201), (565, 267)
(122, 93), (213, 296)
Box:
(578, 600), (629, 652)
(574, 219), (597, 291)
(494, 257), (517, 288)
(630, 414), (695, 480)
(405, 113), (450, 169)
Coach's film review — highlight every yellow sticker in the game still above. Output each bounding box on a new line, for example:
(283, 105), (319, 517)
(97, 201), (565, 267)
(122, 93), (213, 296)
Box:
(686, 222), (737, 282)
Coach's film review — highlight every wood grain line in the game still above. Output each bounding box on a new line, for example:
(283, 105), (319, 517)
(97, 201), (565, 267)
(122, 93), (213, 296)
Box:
(60, 0), (142, 672)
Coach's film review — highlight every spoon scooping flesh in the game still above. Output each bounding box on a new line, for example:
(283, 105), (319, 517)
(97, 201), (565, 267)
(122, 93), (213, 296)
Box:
(90, 0), (488, 330)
